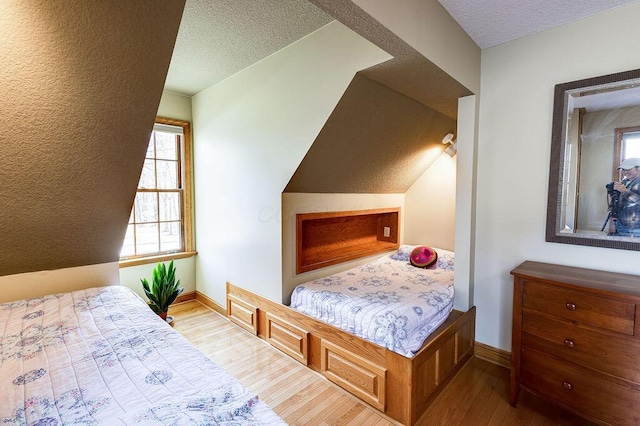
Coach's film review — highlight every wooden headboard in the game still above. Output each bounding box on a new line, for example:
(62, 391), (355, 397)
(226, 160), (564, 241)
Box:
(296, 208), (400, 274)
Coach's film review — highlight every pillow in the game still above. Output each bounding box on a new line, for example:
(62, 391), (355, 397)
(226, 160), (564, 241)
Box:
(410, 246), (438, 268)
(389, 244), (416, 261)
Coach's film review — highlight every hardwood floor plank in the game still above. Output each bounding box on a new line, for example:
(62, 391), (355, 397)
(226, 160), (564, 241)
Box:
(170, 301), (596, 425)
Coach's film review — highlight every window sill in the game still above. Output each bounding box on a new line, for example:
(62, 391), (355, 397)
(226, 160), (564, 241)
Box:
(119, 251), (197, 268)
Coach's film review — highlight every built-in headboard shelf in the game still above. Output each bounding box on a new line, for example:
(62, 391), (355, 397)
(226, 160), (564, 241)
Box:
(296, 208), (400, 274)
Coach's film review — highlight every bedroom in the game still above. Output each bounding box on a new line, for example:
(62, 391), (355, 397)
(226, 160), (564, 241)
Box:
(2, 0), (640, 424)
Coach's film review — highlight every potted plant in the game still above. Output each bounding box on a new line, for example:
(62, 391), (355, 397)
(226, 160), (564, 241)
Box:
(141, 260), (184, 322)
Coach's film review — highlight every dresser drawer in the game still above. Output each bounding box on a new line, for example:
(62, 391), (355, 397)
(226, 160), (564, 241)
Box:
(521, 348), (640, 426)
(522, 311), (640, 383)
(523, 280), (636, 335)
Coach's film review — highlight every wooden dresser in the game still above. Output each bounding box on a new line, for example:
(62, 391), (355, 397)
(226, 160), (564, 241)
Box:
(510, 261), (640, 425)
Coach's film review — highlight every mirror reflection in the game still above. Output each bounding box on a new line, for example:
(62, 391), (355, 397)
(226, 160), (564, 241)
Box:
(563, 83), (640, 234)
(547, 69), (640, 251)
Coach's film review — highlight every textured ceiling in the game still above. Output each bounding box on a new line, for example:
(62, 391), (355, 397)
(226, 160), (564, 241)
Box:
(166, 0), (640, 95)
(438, 0), (640, 49)
(164, 0), (333, 95)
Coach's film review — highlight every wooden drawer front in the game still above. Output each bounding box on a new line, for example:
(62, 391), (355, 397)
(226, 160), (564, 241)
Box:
(523, 281), (635, 335)
(522, 348), (640, 426)
(227, 295), (258, 335)
(265, 313), (309, 366)
(522, 312), (640, 383)
(320, 339), (386, 411)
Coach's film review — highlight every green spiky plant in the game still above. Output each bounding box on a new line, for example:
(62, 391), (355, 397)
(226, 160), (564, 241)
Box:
(141, 260), (184, 320)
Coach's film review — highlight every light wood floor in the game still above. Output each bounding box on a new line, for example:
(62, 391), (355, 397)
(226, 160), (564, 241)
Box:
(169, 300), (595, 426)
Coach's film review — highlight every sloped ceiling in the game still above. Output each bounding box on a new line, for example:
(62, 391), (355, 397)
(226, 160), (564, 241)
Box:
(165, 0), (333, 95)
(285, 74), (456, 193)
(286, 0), (472, 193)
(310, 0), (472, 118)
(0, 1), (185, 277)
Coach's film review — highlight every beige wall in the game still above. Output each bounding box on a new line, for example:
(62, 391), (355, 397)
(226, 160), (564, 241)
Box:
(476, 2), (640, 350)
(285, 74), (456, 193)
(192, 21), (392, 305)
(0, 1), (184, 279)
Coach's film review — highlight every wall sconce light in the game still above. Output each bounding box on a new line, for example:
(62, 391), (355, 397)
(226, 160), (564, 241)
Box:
(442, 133), (457, 157)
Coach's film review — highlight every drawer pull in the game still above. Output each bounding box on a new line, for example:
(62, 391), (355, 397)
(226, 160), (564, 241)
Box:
(564, 339), (575, 348)
(562, 381), (573, 390)
(565, 302), (577, 311)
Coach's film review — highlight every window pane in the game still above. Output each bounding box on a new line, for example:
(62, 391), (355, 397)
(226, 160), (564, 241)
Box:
(624, 134), (640, 159)
(155, 132), (178, 160)
(120, 225), (136, 257)
(159, 192), (181, 221)
(139, 159), (156, 189)
(136, 223), (159, 255)
(135, 192), (158, 223)
(120, 118), (190, 261)
(160, 221), (181, 252)
(157, 160), (178, 189)
(146, 134), (155, 158)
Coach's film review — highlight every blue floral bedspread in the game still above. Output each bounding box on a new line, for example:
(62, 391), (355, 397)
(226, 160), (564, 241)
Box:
(0, 286), (285, 425)
(290, 245), (455, 358)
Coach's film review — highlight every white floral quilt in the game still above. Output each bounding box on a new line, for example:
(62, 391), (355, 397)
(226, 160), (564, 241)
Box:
(0, 286), (284, 425)
(290, 245), (455, 358)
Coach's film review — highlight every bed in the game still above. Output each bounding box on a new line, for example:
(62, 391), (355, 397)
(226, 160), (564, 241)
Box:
(228, 255), (474, 425)
(226, 208), (475, 425)
(290, 245), (456, 358)
(0, 285), (284, 425)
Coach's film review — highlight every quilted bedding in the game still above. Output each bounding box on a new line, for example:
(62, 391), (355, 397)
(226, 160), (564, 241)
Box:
(290, 245), (455, 358)
(0, 286), (284, 425)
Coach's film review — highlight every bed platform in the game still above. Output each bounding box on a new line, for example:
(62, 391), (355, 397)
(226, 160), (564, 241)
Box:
(227, 282), (476, 425)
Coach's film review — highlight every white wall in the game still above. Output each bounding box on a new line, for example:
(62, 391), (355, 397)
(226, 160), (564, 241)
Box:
(476, 2), (640, 350)
(281, 193), (405, 303)
(192, 21), (392, 305)
(118, 90), (196, 300)
(404, 153), (456, 251)
(0, 263), (120, 303)
(157, 90), (192, 121)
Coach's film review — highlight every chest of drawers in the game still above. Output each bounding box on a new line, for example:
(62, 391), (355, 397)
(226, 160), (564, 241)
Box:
(510, 261), (640, 425)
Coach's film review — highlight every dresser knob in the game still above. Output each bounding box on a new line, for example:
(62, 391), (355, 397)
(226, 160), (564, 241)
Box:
(563, 381), (573, 390)
(565, 302), (577, 311)
(564, 339), (575, 348)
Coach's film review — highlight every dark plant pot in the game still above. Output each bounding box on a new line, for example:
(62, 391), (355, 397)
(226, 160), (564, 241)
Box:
(158, 311), (168, 321)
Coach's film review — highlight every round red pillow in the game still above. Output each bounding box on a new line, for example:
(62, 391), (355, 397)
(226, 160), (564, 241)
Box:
(410, 246), (438, 268)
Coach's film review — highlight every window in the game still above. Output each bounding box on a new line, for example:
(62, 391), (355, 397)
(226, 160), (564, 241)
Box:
(120, 117), (194, 264)
(614, 126), (640, 179)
